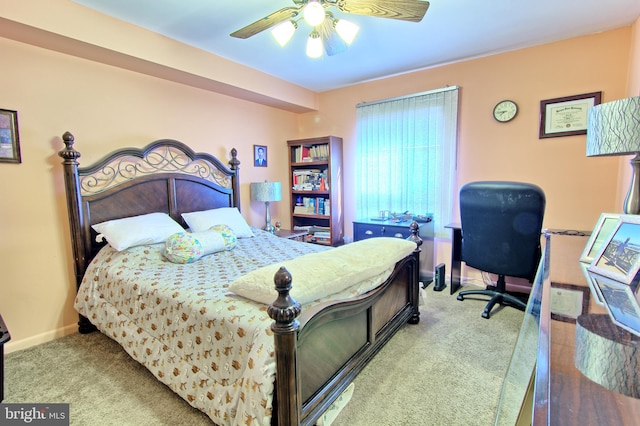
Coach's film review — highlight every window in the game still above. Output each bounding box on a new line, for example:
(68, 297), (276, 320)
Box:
(356, 86), (459, 237)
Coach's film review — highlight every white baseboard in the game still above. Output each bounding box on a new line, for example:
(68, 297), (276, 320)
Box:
(4, 323), (77, 354)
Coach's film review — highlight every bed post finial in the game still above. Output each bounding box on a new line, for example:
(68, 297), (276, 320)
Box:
(59, 131), (81, 162)
(268, 266), (301, 425)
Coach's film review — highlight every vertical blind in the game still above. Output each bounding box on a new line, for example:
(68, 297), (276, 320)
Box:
(355, 86), (459, 237)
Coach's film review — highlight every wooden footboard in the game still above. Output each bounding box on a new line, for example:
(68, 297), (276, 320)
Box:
(269, 228), (421, 425)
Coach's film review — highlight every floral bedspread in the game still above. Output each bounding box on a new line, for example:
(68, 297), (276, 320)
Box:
(75, 229), (327, 425)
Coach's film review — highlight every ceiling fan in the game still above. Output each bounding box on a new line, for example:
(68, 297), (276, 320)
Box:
(230, 0), (430, 58)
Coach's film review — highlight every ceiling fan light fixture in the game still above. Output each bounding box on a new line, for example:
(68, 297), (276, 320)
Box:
(306, 31), (323, 58)
(303, 0), (325, 27)
(271, 20), (297, 47)
(335, 19), (359, 45)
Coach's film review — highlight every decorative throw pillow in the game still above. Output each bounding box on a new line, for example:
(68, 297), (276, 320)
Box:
(164, 227), (237, 263)
(209, 224), (238, 250)
(92, 212), (184, 251)
(182, 207), (254, 238)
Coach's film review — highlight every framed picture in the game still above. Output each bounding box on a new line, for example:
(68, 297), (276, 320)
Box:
(588, 216), (640, 284)
(580, 212), (621, 263)
(254, 144), (267, 167)
(539, 91), (601, 139)
(550, 282), (590, 323)
(592, 273), (640, 337)
(580, 263), (604, 306)
(0, 109), (21, 164)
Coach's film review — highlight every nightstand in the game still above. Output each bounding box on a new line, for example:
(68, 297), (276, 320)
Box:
(0, 314), (10, 402)
(275, 229), (308, 242)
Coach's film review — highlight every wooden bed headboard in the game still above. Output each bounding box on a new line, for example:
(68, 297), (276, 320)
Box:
(58, 131), (240, 293)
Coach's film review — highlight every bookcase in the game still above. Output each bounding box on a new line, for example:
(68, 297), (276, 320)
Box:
(288, 136), (343, 246)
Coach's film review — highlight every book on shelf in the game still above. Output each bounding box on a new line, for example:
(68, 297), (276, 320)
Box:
(292, 169), (329, 191)
(292, 144), (329, 162)
(293, 197), (330, 215)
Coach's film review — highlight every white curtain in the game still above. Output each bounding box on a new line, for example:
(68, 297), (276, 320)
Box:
(355, 86), (459, 237)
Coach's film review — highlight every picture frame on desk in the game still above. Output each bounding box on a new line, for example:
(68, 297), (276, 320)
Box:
(580, 212), (621, 264)
(592, 273), (640, 337)
(588, 216), (640, 284)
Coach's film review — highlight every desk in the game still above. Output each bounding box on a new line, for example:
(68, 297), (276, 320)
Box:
(495, 233), (640, 425)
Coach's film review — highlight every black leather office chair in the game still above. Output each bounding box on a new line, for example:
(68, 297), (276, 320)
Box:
(456, 181), (546, 319)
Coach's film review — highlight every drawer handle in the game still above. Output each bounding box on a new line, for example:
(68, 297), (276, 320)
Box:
(394, 233), (403, 238)
(365, 230), (373, 235)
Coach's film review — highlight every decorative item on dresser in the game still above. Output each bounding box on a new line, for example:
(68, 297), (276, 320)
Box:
(288, 136), (344, 246)
(57, 131), (422, 426)
(353, 215), (435, 285)
(251, 180), (282, 233)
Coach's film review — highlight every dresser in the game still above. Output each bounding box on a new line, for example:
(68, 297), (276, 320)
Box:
(495, 232), (640, 425)
(353, 216), (434, 283)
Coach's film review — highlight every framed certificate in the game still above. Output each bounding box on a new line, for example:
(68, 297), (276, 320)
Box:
(539, 91), (601, 138)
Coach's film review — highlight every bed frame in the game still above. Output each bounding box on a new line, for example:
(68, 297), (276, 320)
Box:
(58, 131), (422, 425)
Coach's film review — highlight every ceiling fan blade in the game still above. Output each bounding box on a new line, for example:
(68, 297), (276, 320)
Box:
(318, 20), (347, 57)
(230, 6), (301, 39)
(336, 0), (430, 22)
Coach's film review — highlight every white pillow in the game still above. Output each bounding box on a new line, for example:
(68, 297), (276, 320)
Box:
(92, 212), (184, 251)
(182, 207), (254, 238)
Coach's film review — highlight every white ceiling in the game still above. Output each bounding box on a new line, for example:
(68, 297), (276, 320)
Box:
(71, 0), (640, 92)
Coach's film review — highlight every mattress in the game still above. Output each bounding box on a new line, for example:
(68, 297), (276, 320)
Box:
(75, 229), (325, 425)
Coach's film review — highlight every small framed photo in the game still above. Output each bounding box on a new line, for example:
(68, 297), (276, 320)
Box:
(588, 216), (640, 284)
(539, 91), (601, 139)
(253, 145), (267, 167)
(0, 109), (21, 164)
(580, 213), (621, 263)
(592, 273), (640, 337)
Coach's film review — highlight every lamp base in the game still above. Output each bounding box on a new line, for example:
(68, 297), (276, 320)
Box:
(624, 153), (640, 215)
(263, 201), (275, 234)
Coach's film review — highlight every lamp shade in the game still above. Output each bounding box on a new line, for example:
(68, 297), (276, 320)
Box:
(250, 181), (282, 202)
(586, 96), (640, 157)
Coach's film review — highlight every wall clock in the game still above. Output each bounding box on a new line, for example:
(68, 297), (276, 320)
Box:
(493, 100), (518, 122)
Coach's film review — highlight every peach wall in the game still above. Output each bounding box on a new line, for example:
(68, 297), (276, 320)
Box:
(0, 37), (299, 352)
(628, 17), (640, 96)
(300, 28), (632, 271)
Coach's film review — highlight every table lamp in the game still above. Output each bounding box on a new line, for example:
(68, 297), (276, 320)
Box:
(250, 181), (282, 233)
(586, 96), (640, 214)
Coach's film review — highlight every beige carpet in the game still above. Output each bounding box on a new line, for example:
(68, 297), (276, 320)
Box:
(3, 284), (524, 425)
